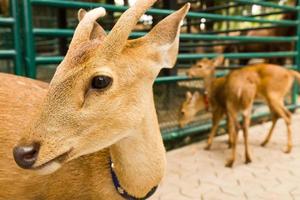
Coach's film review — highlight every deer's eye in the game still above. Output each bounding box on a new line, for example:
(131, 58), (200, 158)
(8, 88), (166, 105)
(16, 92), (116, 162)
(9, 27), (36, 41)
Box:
(91, 75), (113, 90)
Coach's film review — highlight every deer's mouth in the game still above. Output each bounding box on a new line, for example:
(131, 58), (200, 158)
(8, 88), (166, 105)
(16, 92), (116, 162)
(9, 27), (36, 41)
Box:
(32, 149), (72, 174)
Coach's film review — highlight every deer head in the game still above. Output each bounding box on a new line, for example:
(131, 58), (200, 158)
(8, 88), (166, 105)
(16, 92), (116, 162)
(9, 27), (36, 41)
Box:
(13, 1), (190, 174)
(188, 56), (224, 78)
(179, 91), (205, 128)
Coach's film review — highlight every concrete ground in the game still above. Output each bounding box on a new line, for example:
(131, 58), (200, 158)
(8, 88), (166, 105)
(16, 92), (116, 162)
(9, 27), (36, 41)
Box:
(151, 114), (300, 200)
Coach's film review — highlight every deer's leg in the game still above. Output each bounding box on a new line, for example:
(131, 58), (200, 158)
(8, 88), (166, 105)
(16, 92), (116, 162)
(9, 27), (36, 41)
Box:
(266, 98), (292, 153)
(226, 114), (233, 149)
(225, 109), (238, 168)
(205, 110), (224, 150)
(282, 106), (292, 153)
(261, 113), (278, 147)
(242, 106), (253, 164)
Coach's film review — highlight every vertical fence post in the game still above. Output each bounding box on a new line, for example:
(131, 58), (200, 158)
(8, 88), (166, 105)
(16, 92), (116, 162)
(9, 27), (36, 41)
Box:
(293, 4), (300, 106)
(11, 0), (24, 75)
(23, 0), (36, 78)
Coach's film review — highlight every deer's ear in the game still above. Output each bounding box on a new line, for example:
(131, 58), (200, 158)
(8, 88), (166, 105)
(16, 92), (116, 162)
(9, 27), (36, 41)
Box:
(191, 92), (200, 103)
(77, 8), (107, 41)
(186, 91), (193, 100)
(78, 9), (87, 21)
(139, 3), (190, 70)
(213, 55), (224, 68)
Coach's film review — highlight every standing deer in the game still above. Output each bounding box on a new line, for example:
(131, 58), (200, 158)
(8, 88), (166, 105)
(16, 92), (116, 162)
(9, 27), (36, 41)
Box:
(186, 56), (300, 167)
(0, 1), (190, 199)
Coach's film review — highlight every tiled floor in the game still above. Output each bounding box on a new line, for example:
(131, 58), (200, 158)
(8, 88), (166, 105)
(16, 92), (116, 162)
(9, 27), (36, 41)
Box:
(151, 114), (300, 200)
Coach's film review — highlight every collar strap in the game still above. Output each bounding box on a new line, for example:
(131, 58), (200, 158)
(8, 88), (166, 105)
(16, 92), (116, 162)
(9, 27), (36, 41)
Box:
(203, 91), (210, 111)
(110, 160), (158, 200)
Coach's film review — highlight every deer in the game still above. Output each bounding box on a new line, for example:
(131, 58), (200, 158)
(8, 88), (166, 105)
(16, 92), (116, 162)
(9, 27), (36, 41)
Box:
(179, 57), (232, 146)
(179, 91), (206, 128)
(0, 1), (190, 199)
(184, 56), (300, 167)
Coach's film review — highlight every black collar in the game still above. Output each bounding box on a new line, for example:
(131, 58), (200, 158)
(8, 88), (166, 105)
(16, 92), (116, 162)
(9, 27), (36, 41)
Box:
(110, 160), (158, 200)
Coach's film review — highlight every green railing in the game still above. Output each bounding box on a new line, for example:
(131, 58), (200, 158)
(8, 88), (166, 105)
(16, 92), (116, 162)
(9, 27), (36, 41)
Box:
(10, 0), (300, 142)
(24, 0), (300, 77)
(0, 0), (23, 75)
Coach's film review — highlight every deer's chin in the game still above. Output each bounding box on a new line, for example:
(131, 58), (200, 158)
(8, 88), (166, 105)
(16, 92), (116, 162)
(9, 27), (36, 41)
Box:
(33, 161), (62, 175)
(32, 149), (72, 175)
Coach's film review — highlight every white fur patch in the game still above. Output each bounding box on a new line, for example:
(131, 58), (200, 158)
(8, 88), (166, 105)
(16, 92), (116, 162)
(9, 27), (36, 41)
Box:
(34, 161), (62, 175)
(17, 81), (26, 86)
(237, 87), (242, 99)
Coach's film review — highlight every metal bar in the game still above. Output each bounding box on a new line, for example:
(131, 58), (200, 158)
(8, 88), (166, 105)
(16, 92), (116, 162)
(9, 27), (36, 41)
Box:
(36, 51), (297, 65)
(36, 56), (63, 64)
(162, 104), (300, 141)
(178, 34), (297, 42)
(292, 1), (300, 105)
(234, 0), (299, 11)
(30, 0), (298, 26)
(23, 0), (37, 78)
(0, 17), (14, 26)
(0, 50), (16, 58)
(247, 10), (291, 18)
(155, 76), (199, 84)
(202, 3), (241, 12)
(11, 0), (24, 75)
(178, 51), (297, 60)
(34, 28), (298, 42)
(206, 25), (288, 35)
(34, 28), (73, 37)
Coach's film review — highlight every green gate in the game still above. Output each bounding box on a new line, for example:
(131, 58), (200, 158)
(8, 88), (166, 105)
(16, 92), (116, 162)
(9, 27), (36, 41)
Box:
(0, 0), (23, 75)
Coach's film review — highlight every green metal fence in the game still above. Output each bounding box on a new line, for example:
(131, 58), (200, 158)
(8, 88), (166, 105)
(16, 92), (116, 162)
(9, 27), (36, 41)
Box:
(4, 0), (300, 143)
(0, 0), (23, 75)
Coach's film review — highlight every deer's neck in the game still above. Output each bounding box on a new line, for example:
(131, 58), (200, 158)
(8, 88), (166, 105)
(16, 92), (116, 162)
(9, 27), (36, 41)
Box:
(109, 96), (166, 198)
(203, 71), (216, 99)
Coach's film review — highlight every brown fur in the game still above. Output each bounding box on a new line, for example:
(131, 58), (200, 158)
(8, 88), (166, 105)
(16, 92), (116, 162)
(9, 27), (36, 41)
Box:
(187, 57), (300, 167)
(0, 2), (190, 199)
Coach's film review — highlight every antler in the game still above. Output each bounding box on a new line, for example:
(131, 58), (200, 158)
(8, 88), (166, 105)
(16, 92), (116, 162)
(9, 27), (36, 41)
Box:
(103, 0), (157, 55)
(69, 7), (106, 50)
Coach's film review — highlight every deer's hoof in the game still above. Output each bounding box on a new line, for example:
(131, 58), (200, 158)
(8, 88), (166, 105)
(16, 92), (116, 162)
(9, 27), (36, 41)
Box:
(225, 160), (234, 168)
(204, 145), (211, 151)
(284, 146), (292, 154)
(261, 141), (268, 147)
(245, 157), (252, 164)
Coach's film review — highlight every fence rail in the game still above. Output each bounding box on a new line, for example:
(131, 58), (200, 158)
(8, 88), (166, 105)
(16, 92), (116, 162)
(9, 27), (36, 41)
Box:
(33, 28), (298, 42)
(0, 0), (23, 75)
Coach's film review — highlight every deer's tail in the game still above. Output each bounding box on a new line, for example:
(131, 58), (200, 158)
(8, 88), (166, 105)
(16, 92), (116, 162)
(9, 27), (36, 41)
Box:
(290, 70), (300, 84)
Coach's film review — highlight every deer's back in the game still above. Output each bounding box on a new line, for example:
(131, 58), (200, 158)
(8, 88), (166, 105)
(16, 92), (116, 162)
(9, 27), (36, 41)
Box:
(0, 73), (48, 165)
(225, 64), (294, 109)
(241, 64), (294, 99)
(0, 73), (48, 198)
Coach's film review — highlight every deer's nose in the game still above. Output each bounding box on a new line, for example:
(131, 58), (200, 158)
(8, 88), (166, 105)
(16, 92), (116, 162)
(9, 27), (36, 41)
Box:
(13, 143), (40, 169)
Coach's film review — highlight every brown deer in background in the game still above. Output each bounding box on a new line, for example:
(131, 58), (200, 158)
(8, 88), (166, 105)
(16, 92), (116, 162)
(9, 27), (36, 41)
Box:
(179, 91), (206, 128)
(186, 56), (300, 167)
(0, 1), (190, 199)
